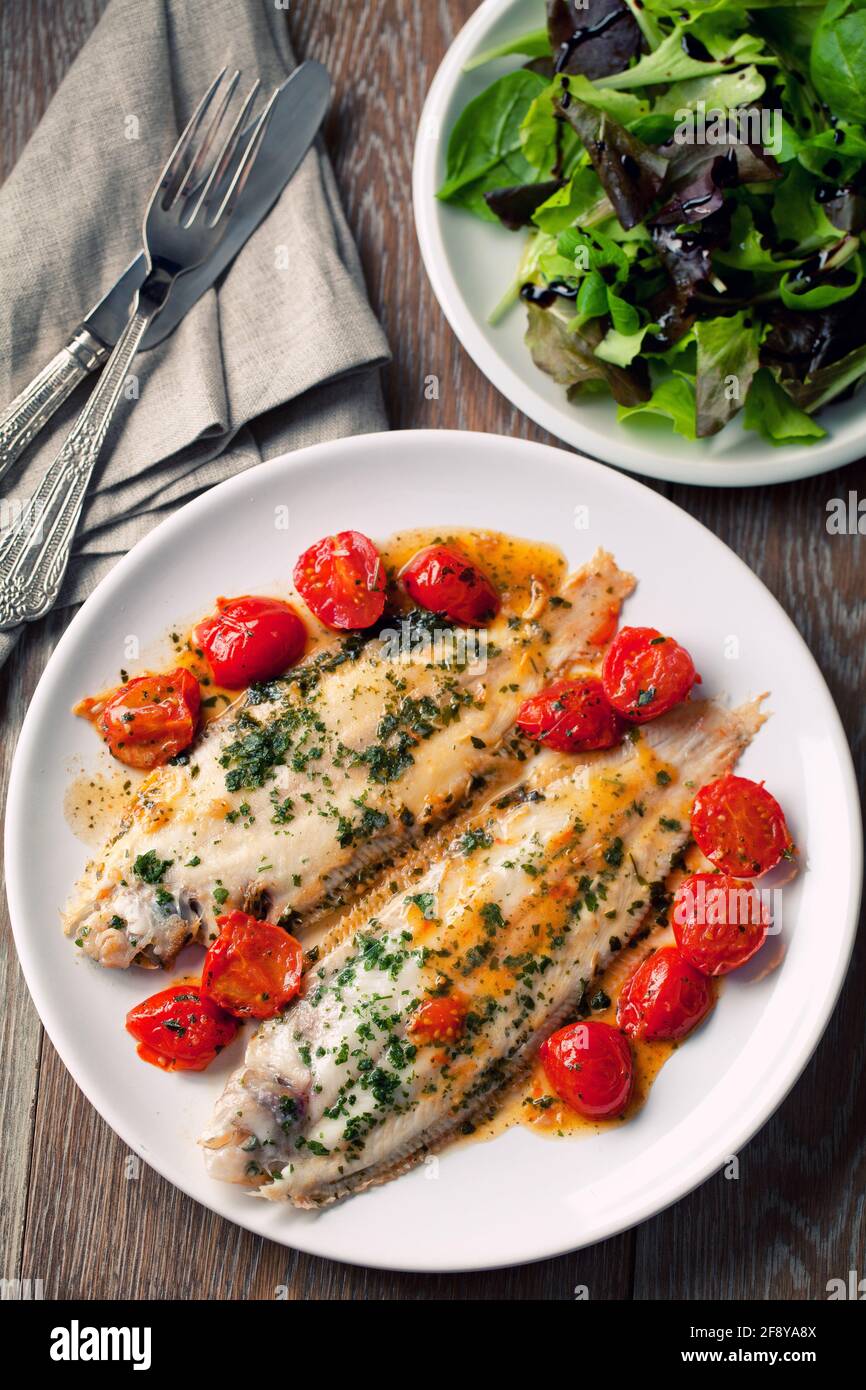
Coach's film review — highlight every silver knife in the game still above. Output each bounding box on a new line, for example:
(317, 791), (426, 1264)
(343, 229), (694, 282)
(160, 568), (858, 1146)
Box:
(0, 59), (331, 482)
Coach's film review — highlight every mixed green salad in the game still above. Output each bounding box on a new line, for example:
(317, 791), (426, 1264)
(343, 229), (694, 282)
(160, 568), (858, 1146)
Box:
(438, 1), (866, 446)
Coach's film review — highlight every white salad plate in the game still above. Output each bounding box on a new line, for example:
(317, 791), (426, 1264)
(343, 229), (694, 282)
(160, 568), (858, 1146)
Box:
(5, 430), (861, 1272)
(413, 0), (866, 488)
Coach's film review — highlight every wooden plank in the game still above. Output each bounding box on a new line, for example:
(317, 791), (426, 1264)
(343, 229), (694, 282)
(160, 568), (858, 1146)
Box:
(0, 0), (110, 1291)
(0, 618), (68, 1285)
(0, 0), (110, 179)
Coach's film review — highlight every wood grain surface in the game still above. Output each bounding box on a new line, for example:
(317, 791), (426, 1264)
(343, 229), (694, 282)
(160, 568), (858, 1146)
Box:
(1, 0), (863, 1301)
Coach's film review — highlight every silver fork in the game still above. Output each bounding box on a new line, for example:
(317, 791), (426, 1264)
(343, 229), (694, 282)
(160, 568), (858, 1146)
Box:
(0, 71), (277, 632)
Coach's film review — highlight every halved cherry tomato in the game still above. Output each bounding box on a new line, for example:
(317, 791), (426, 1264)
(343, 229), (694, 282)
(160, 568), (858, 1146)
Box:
(202, 910), (303, 1020)
(96, 668), (200, 770)
(672, 872), (768, 976)
(617, 946), (712, 1042)
(691, 775), (793, 878)
(126, 983), (238, 1071)
(401, 544), (500, 625)
(409, 993), (469, 1044)
(540, 1020), (633, 1119)
(293, 530), (386, 630)
(601, 626), (698, 723)
(516, 676), (624, 752)
(192, 595), (306, 687)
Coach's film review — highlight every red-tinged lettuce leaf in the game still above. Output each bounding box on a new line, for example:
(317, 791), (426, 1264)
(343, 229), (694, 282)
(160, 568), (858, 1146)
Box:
(525, 301), (651, 406)
(652, 152), (739, 227)
(484, 179), (564, 229)
(524, 56), (556, 78)
(647, 210), (732, 348)
(821, 186), (866, 234)
(762, 286), (866, 375)
(651, 135), (781, 238)
(658, 130), (781, 192)
(555, 96), (668, 228)
(650, 137), (781, 229)
(646, 143), (782, 349)
(775, 342), (866, 413)
(761, 286), (866, 406)
(643, 287), (696, 352)
(694, 311), (763, 436)
(547, 0), (642, 81)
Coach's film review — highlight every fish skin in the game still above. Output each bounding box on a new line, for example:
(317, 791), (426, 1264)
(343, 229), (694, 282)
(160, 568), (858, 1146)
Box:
(64, 550), (634, 969)
(200, 696), (765, 1206)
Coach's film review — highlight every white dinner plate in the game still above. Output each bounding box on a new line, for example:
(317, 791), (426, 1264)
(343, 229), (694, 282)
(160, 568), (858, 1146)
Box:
(5, 430), (861, 1272)
(412, 0), (866, 488)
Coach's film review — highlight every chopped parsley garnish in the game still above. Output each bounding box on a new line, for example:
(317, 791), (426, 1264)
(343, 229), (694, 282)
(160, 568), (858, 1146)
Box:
(603, 837), (624, 869)
(405, 892), (437, 920)
(457, 827), (493, 856)
(480, 901), (506, 932)
(133, 852), (173, 884)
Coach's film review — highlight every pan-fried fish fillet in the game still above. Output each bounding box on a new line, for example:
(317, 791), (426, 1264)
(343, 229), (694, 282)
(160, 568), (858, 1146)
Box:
(201, 696), (765, 1206)
(64, 550), (633, 968)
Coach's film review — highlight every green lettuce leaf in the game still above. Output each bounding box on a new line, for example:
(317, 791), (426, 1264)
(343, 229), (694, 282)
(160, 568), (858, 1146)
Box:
(531, 168), (610, 232)
(463, 28), (551, 73)
(771, 163), (842, 254)
(617, 375), (698, 438)
(743, 368), (827, 445)
(811, 0), (866, 123)
(557, 74), (648, 125)
(438, 71), (549, 219)
(593, 27), (772, 91)
(797, 125), (866, 181)
(653, 65), (766, 116)
(595, 322), (658, 366)
(779, 240), (863, 310)
(714, 203), (801, 274)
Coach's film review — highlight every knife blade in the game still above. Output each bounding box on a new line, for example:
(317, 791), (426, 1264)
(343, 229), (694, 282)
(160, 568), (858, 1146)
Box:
(0, 60), (330, 481)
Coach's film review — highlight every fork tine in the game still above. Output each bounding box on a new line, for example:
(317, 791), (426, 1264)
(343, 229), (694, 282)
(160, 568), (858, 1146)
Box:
(157, 67), (227, 211)
(206, 87), (279, 227)
(182, 79), (260, 228)
(172, 69), (240, 207)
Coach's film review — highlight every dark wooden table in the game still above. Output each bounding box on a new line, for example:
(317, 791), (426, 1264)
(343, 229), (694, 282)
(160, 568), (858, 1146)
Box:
(2, 0), (864, 1301)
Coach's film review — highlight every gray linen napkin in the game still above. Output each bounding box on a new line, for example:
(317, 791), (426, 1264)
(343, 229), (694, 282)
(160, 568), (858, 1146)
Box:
(0, 0), (390, 668)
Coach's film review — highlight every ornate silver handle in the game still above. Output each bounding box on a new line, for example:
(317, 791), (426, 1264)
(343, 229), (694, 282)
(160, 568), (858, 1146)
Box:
(0, 329), (108, 482)
(0, 305), (151, 631)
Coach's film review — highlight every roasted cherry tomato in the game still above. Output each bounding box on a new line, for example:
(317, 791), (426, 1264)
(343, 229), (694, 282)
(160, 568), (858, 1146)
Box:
(539, 1020), (634, 1119)
(96, 668), (200, 770)
(672, 872), (768, 976)
(192, 595), (306, 687)
(601, 626), (698, 723)
(293, 530), (386, 630)
(126, 983), (238, 1071)
(409, 993), (469, 1044)
(617, 946), (713, 1042)
(401, 544), (500, 625)
(202, 910), (303, 1020)
(691, 775), (793, 878)
(516, 676), (624, 752)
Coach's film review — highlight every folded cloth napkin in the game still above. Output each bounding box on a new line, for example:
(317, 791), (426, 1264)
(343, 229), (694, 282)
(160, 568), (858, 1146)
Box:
(0, 0), (390, 668)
